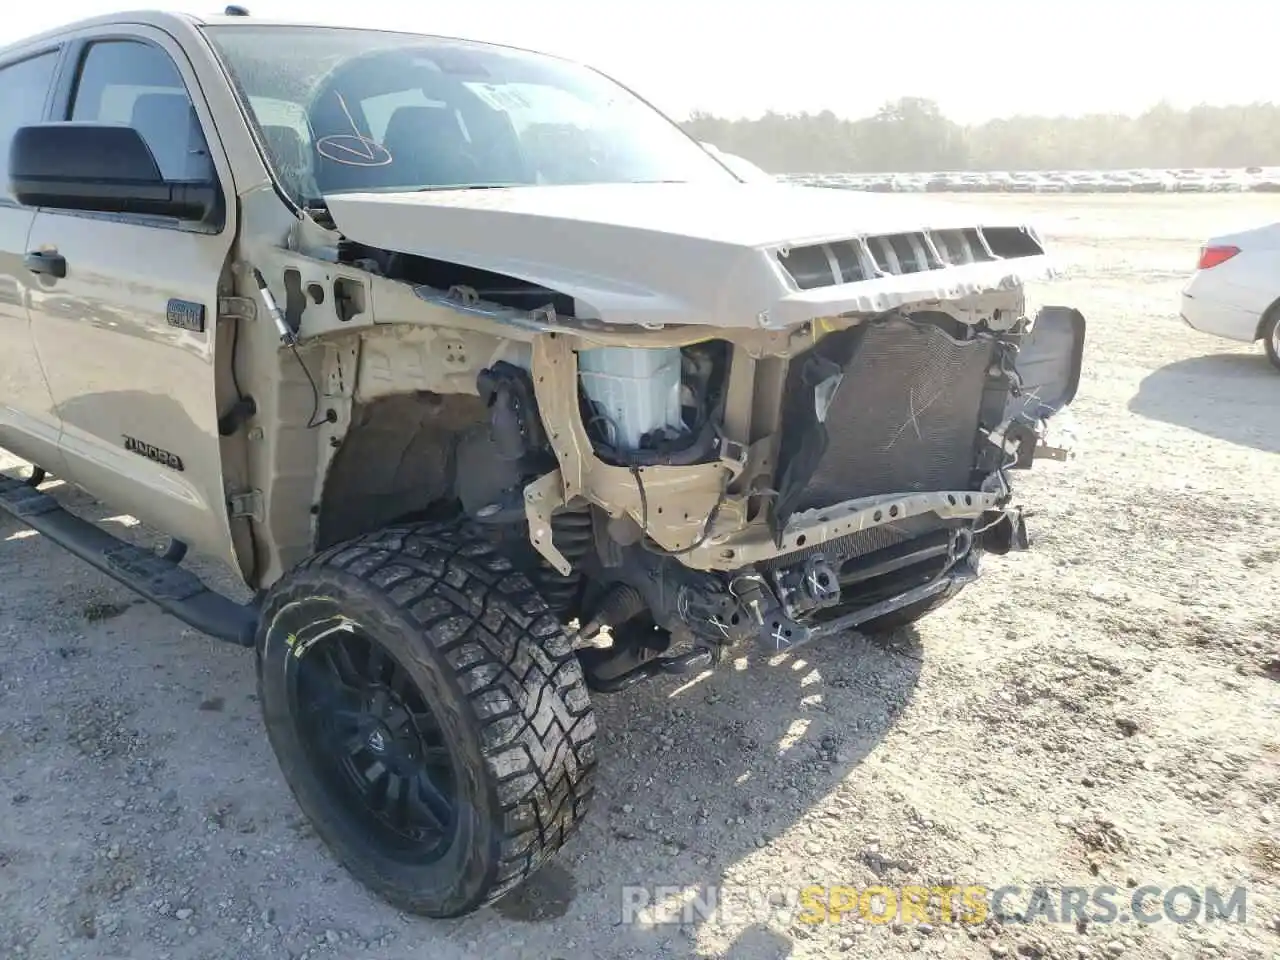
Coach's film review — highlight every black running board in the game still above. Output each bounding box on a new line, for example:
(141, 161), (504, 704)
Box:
(0, 474), (257, 646)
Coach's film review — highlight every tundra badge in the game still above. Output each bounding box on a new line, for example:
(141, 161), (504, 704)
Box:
(123, 436), (184, 472)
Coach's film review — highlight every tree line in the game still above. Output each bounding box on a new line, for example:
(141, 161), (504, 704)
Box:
(679, 98), (1280, 173)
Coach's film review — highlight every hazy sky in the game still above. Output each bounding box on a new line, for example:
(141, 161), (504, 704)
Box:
(4, 1), (1275, 123)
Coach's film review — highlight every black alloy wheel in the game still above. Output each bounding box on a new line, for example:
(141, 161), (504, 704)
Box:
(291, 621), (459, 860)
(256, 522), (597, 917)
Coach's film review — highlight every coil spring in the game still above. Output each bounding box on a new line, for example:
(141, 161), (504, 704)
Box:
(537, 507), (593, 616)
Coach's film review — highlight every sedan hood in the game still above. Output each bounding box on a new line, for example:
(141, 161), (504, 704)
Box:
(323, 182), (1054, 329)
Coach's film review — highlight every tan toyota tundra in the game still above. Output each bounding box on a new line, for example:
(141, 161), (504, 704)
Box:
(0, 7), (1085, 917)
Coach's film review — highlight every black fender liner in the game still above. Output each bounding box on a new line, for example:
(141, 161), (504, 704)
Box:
(1007, 306), (1087, 420)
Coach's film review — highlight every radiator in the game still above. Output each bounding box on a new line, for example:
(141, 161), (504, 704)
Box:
(777, 315), (996, 516)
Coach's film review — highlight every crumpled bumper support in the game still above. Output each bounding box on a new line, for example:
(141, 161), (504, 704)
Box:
(804, 555), (980, 643)
(760, 550), (980, 653)
(756, 503), (1028, 652)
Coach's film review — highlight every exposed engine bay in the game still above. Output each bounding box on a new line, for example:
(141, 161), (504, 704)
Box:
(315, 244), (1080, 692)
(520, 303), (1079, 692)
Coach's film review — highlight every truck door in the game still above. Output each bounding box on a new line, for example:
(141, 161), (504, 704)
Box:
(0, 45), (65, 474)
(26, 28), (239, 562)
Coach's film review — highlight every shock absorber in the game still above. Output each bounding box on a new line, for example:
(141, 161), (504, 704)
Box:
(572, 583), (647, 644)
(536, 507), (593, 616)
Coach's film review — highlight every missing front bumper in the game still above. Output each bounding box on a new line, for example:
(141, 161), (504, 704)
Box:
(813, 555), (979, 640)
(758, 550), (980, 652)
(753, 504), (1027, 652)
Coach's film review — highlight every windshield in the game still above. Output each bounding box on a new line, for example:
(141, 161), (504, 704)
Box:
(203, 25), (738, 205)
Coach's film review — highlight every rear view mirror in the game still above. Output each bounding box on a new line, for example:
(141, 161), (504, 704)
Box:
(9, 122), (219, 222)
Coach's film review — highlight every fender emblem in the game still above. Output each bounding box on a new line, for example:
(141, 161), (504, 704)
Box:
(123, 435), (185, 472)
(166, 298), (206, 332)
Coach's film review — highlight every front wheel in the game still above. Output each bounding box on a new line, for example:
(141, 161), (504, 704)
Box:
(255, 523), (597, 917)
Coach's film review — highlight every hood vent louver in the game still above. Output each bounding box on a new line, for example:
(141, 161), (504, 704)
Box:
(779, 226), (1044, 291)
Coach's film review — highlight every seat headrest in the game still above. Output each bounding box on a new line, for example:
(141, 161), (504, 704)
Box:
(379, 104), (477, 187)
(128, 92), (208, 180)
(261, 123), (305, 170)
(129, 91), (196, 131)
(383, 105), (469, 153)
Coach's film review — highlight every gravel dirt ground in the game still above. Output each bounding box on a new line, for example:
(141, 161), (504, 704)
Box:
(1, 194), (1278, 960)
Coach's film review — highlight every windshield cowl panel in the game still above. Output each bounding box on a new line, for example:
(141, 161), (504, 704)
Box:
(202, 25), (738, 206)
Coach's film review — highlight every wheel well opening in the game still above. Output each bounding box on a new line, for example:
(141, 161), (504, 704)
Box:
(316, 391), (488, 549)
(1256, 298), (1280, 341)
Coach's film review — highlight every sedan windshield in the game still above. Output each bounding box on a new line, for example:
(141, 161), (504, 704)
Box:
(203, 25), (737, 205)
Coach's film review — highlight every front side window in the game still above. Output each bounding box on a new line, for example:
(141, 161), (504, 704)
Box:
(69, 40), (214, 182)
(0, 51), (59, 202)
(203, 25), (736, 205)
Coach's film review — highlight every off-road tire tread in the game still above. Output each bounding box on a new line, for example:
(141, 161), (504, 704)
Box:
(259, 521), (596, 915)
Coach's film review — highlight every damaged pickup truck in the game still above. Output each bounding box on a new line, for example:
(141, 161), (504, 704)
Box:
(0, 10), (1085, 917)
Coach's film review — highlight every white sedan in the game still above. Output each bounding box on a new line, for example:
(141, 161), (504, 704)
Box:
(1180, 222), (1280, 371)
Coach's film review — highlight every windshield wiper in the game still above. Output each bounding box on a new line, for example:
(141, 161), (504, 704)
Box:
(413, 183), (525, 192)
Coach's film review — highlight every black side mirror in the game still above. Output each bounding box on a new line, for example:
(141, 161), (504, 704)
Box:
(9, 122), (219, 222)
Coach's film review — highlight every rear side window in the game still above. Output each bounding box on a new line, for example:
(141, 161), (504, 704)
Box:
(69, 40), (213, 182)
(0, 51), (59, 202)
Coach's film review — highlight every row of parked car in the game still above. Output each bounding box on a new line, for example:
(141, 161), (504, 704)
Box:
(782, 168), (1280, 194)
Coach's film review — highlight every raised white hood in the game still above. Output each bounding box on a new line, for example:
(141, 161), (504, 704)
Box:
(323, 182), (1053, 329)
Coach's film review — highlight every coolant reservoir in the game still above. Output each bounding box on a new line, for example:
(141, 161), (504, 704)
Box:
(577, 346), (684, 452)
